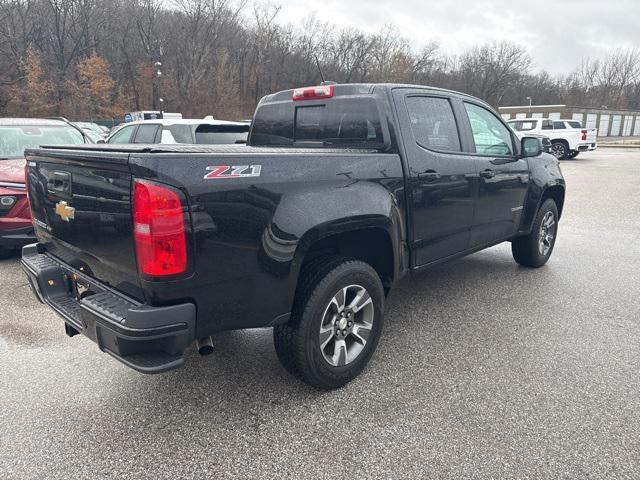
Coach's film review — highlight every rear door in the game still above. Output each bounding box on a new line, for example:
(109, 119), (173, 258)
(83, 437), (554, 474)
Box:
(460, 101), (530, 246)
(393, 89), (477, 266)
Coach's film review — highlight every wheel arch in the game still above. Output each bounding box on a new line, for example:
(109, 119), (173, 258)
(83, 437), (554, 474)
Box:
(541, 184), (565, 219)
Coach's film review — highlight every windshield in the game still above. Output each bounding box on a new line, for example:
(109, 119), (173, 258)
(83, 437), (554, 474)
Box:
(250, 97), (385, 148)
(0, 125), (85, 159)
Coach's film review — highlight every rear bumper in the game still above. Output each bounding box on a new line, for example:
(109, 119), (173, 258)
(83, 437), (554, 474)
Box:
(577, 143), (597, 152)
(0, 225), (35, 249)
(21, 243), (196, 373)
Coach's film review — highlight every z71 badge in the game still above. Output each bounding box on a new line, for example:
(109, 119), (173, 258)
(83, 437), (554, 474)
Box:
(204, 165), (262, 180)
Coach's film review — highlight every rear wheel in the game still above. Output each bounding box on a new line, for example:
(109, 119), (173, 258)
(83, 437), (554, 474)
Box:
(551, 141), (568, 160)
(274, 258), (384, 390)
(565, 150), (579, 159)
(512, 199), (558, 268)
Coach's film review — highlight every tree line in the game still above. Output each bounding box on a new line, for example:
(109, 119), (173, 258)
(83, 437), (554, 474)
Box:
(1, 0), (639, 122)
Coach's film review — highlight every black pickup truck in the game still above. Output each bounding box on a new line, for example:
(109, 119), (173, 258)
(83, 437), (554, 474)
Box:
(21, 83), (565, 389)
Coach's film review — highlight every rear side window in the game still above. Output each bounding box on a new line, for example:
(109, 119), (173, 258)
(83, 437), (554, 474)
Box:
(195, 124), (249, 144)
(568, 121), (582, 128)
(250, 97), (384, 148)
(405, 96), (461, 152)
(553, 121), (567, 130)
(541, 120), (554, 130)
(134, 124), (160, 144)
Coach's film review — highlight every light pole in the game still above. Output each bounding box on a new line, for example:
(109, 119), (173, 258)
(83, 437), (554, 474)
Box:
(526, 97), (532, 115)
(154, 61), (163, 116)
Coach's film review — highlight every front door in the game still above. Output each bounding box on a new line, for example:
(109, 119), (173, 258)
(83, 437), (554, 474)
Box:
(461, 101), (530, 246)
(393, 90), (478, 266)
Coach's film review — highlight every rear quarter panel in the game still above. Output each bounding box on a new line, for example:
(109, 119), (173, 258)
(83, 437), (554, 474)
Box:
(130, 150), (406, 335)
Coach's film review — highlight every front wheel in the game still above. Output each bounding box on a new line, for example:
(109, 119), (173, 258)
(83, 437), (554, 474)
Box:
(274, 259), (385, 390)
(512, 199), (559, 268)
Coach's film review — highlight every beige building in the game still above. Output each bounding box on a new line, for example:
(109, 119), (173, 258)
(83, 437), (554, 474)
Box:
(498, 105), (640, 137)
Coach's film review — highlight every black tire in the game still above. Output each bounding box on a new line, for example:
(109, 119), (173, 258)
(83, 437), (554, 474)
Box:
(551, 141), (568, 160)
(274, 258), (385, 390)
(0, 247), (15, 259)
(512, 199), (559, 268)
(565, 150), (579, 159)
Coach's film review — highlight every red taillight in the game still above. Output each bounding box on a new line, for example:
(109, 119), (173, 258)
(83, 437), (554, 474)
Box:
(133, 179), (187, 277)
(581, 129), (588, 141)
(292, 85), (334, 101)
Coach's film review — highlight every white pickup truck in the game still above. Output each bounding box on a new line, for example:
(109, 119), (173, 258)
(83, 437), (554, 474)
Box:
(507, 118), (597, 159)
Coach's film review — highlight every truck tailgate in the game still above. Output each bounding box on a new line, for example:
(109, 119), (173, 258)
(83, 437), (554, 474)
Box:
(25, 147), (143, 301)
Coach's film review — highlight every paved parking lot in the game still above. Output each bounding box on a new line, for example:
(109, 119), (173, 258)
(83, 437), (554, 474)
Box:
(1, 149), (639, 479)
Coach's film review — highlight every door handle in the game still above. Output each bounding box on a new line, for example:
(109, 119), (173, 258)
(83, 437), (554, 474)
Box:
(479, 169), (495, 179)
(419, 170), (441, 181)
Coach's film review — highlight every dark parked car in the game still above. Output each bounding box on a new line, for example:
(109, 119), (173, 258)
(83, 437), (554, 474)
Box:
(21, 83), (565, 389)
(0, 118), (85, 256)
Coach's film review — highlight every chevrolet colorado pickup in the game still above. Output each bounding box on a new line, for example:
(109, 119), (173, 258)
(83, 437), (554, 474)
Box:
(21, 84), (565, 389)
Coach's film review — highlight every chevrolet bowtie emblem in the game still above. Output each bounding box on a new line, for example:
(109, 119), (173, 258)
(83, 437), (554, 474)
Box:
(55, 201), (75, 222)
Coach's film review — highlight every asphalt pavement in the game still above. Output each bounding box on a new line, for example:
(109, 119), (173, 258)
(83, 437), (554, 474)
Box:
(1, 148), (638, 479)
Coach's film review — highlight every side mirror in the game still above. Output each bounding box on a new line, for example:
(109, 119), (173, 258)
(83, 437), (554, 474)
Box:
(97, 139), (106, 144)
(521, 136), (542, 158)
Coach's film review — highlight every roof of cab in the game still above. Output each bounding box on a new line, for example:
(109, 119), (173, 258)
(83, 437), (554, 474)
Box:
(258, 83), (492, 110)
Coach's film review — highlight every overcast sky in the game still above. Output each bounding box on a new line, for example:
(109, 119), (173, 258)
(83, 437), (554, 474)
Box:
(276, 0), (638, 74)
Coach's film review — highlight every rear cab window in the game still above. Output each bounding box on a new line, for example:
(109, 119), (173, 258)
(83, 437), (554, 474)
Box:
(249, 86), (385, 149)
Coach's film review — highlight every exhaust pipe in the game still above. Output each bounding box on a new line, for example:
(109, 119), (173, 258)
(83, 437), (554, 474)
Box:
(196, 336), (214, 356)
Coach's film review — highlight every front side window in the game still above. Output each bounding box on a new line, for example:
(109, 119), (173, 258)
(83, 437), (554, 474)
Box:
(541, 120), (554, 130)
(405, 96), (461, 152)
(464, 103), (514, 156)
(108, 125), (136, 144)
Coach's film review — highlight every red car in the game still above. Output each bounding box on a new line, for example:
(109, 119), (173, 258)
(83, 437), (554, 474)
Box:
(0, 118), (85, 257)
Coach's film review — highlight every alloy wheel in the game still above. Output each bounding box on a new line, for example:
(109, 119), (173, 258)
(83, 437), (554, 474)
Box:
(538, 211), (556, 256)
(319, 284), (374, 367)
